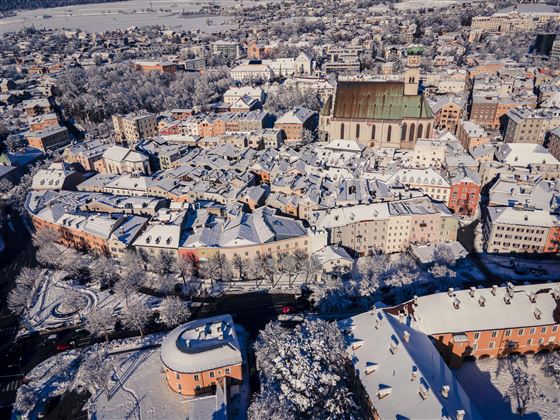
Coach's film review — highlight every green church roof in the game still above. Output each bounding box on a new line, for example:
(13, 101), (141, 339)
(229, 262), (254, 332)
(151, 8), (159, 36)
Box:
(332, 81), (433, 121)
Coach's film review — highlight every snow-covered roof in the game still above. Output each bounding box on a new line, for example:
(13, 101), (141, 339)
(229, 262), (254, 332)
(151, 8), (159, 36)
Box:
(341, 311), (482, 419)
(409, 282), (560, 335)
(495, 143), (559, 167)
(160, 314), (242, 374)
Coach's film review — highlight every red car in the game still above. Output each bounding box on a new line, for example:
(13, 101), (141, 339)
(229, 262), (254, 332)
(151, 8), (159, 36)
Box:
(56, 343), (72, 351)
(281, 305), (296, 314)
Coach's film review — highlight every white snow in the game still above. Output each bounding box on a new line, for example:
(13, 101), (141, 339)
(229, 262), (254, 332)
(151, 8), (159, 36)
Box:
(454, 356), (560, 420)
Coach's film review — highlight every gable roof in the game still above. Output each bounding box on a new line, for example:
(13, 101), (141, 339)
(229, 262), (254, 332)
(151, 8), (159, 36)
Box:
(332, 81), (433, 120)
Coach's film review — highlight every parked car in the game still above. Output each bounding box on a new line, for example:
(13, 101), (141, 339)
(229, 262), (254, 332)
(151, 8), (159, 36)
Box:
(56, 343), (72, 351)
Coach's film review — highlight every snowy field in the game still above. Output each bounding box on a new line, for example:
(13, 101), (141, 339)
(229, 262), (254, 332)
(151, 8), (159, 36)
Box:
(455, 356), (560, 420)
(0, 0), (278, 33)
(90, 348), (190, 419)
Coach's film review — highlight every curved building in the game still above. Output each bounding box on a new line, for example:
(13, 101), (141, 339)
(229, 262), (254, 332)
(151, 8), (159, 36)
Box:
(160, 314), (243, 396)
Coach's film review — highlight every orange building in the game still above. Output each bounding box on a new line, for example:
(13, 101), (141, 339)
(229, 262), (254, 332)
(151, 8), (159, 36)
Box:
(387, 282), (560, 367)
(160, 315), (243, 396)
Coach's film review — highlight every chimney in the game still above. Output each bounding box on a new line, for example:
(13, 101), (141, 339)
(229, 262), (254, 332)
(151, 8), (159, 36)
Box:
(456, 410), (465, 420)
(351, 339), (364, 350)
(504, 294), (512, 305)
(469, 287), (476, 298)
(377, 385), (392, 399)
(528, 291), (536, 303)
(491, 285), (498, 296)
(478, 295), (486, 307)
(442, 385), (450, 399)
(453, 297), (461, 309)
(403, 331), (410, 342)
(390, 338), (400, 354)
(448, 288), (454, 297)
(365, 362), (379, 375)
(413, 295), (419, 306)
(411, 366), (418, 381)
(534, 308), (542, 319)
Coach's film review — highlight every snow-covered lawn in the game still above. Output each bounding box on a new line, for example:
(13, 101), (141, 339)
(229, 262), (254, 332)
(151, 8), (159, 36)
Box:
(90, 348), (190, 420)
(454, 356), (560, 419)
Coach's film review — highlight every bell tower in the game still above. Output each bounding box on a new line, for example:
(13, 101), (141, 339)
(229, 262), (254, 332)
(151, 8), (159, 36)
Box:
(404, 67), (420, 96)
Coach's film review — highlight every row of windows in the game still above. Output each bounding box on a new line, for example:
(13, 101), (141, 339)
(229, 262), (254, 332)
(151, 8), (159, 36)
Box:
(473, 325), (558, 340)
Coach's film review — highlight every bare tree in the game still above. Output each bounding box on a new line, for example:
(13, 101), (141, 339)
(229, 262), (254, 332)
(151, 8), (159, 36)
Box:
(121, 300), (150, 338)
(254, 253), (277, 286)
(85, 306), (115, 342)
(508, 363), (540, 416)
(200, 252), (233, 286)
(175, 253), (196, 286)
(159, 296), (191, 328)
(232, 254), (249, 280)
(113, 274), (141, 308)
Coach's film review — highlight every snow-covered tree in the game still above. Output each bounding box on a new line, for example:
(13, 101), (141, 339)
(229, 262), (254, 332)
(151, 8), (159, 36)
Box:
(253, 252), (278, 285)
(90, 254), (120, 288)
(85, 306), (115, 342)
(7, 285), (30, 317)
(74, 349), (114, 397)
(200, 252), (233, 285)
(159, 296), (191, 328)
(433, 243), (457, 266)
(232, 254), (250, 280)
(7, 266), (43, 318)
(61, 288), (88, 320)
(113, 274), (141, 308)
(175, 253), (196, 284)
(540, 351), (560, 389)
(251, 319), (357, 418)
(357, 253), (388, 296)
(311, 275), (352, 313)
(121, 300), (150, 338)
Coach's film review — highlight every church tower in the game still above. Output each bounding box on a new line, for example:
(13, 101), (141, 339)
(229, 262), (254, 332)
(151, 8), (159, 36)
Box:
(404, 67), (420, 96)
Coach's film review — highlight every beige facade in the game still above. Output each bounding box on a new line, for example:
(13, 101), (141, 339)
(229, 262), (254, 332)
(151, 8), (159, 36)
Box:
(112, 112), (158, 143)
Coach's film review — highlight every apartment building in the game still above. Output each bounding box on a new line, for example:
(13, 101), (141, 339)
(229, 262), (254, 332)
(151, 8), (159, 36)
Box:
(456, 120), (489, 151)
(312, 197), (458, 255)
(26, 126), (69, 151)
(230, 63), (274, 82)
(388, 283), (560, 367)
(133, 60), (177, 74)
(483, 207), (554, 253)
(448, 166), (481, 217)
(469, 94), (536, 130)
(388, 168), (451, 203)
(212, 41), (243, 59)
(161, 315), (243, 396)
(504, 108), (560, 145)
(430, 96), (464, 134)
(101, 145), (151, 175)
(275, 106), (318, 142)
(323, 46), (362, 74)
(547, 127), (560, 161)
(112, 111), (158, 143)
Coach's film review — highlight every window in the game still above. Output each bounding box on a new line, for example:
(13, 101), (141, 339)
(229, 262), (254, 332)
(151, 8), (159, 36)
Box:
(371, 124), (376, 140)
(356, 124), (360, 138)
(527, 338), (533, 345)
(474, 332), (480, 340)
(541, 327), (547, 334)
(488, 341), (495, 349)
(518, 329), (524, 336)
(417, 123), (423, 139)
(401, 123), (407, 141)
(176, 373), (180, 380)
(530, 327), (536, 335)
(387, 125), (392, 142)
(177, 383), (182, 390)
(193, 374), (200, 381)
(553, 326), (558, 333)
(209, 371), (215, 378)
(491, 331), (498, 338)
(340, 123), (345, 139)
(195, 385), (201, 391)
(225, 368), (231, 374)
(409, 123), (415, 142)
(505, 330), (511, 337)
